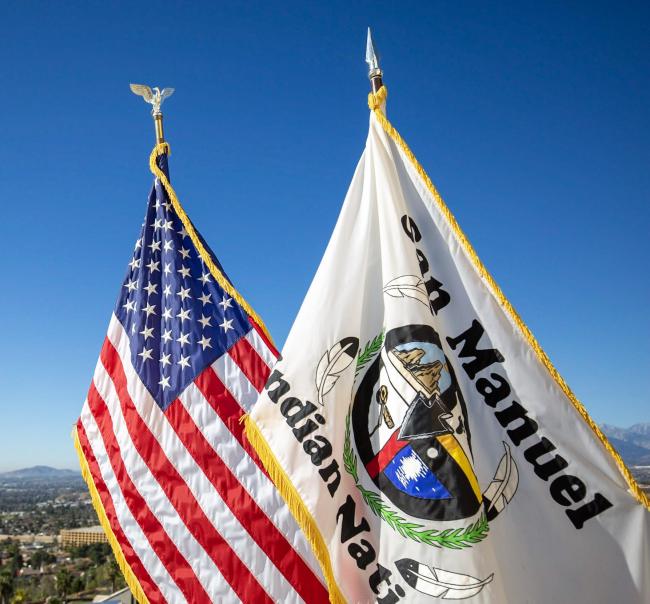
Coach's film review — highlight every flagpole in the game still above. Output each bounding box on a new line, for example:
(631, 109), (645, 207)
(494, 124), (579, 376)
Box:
(366, 28), (383, 93)
(129, 84), (175, 145)
(154, 111), (165, 145)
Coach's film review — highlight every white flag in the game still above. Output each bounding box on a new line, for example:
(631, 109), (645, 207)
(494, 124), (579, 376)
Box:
(247, 87), (650, 603)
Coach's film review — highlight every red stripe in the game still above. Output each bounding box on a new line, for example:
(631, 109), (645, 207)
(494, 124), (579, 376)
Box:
(248, 316), (280, 359)
(229, 336), (270, 392)
(84, 386), (210, 603)
(99, 337), (273, 604)
(76, 421), (165, 604)
(165, 395), (330, 604)
(365, 430), (409, 479)
(194, 367), (267, 475)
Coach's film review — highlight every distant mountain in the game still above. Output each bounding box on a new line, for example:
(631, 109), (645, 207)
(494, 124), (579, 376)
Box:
(606, 437), (650, 466)
(602, 423), (650, 451)
(0, 466), (81, 480)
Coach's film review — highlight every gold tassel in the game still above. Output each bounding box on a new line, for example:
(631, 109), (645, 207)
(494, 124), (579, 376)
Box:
(368, 86), (648, 510)
(243, 415), (347, 604)
(148, 143), (276, 345)
(72, 427), (150, 604)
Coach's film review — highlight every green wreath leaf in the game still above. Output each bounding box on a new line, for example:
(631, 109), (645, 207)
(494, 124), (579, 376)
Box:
(355, 331), (384, 376)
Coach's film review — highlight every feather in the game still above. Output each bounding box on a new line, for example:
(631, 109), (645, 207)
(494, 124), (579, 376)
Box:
(482, 442), (519, 517)
(129, 83), (153, 102)
(160, 87), (175, 101)
(315, 337), (359, 405)
(396, 558), (493, 600)
(383, 275), (429, 307)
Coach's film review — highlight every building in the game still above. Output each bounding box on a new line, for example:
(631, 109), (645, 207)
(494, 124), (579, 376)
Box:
(60, 526), (107, 547)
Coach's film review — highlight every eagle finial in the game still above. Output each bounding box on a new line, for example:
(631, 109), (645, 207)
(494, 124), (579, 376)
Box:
(130, 83), (175, 116)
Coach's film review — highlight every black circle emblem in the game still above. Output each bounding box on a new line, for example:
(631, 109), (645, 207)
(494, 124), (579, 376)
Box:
(352, 325), (482, 521)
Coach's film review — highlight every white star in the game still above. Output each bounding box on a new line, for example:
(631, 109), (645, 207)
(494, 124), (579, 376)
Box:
(161, 307), (173, 320)
(151, 218), (163, 230)
(138, 347), (153, 362)
(147, 259), (160, 273)
(161, 328), (173, 343)
(177, 286), (192, 301)
(163, 262), (172, 275)
(199, 292), (212, 306)
(163, 200), (172, 212)
(179, 247), (191, 260)
(131, 323), (137, 334)
(123, 299), (136, 312)
(143, 302), (156, 317)
(176, 307), (191, 322)
(148, 239), (162, 253)
(160, 352), (171, 367)
(177, 265), (191, 279)
(219, 296), (233, 311)
(178, 226), (189, 238)
(199, 272), (211, 285)
(220, 318), (234, 333)
(162, 219), (174, 231)
(154, 199), (161, 210)
(140, 325), (154, 340)
(163, 284), (172, 296)
(163, 240), (174, 253)
(124, 279), (137, 292)
(128, 258), (140, 270)
(198, 314), (212, 329)
(144, 281), (158, 296)
(178, 355), (191, 369)
(198, 335), (212, 351)
(159, 375), (171, 390)
(176, 332), (190, 346)
(134, 238), (143, 250)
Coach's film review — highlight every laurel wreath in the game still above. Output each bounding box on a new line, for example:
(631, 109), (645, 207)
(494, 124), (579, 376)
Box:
(345, 333), (489, 549)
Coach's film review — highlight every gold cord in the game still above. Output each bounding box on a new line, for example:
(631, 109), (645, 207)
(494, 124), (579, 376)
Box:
(148, 143), (276, 345)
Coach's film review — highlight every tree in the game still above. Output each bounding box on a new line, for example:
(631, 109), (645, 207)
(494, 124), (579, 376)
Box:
(55, 569), (72, 603)
(10, 588), (26, 604)
(0, 570), (14, 604)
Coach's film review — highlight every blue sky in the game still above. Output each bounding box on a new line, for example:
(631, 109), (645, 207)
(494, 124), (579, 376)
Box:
(0, 1), (647, 471)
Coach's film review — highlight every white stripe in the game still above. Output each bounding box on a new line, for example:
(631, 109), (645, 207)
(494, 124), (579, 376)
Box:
(79, 402), (187, 604)
(91, 359), (237, 603)
(245, 328), (277, 369)
(105, 315), (299, 603)
(179, 380), (324, 583)
(212, 352), (260, 411)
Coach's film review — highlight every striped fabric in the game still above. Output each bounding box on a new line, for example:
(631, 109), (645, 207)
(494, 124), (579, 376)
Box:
(74, 150), (327, 603)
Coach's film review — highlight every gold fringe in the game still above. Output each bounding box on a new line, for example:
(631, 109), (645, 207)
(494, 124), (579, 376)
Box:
(148, 143), (276, 345)
(368, 86), (649, 510)
(243, 415), (347, 604)
(72, 427), (150, 604)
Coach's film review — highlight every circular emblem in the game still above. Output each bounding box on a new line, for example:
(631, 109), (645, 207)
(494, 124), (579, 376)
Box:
(352, 325), (482, 522)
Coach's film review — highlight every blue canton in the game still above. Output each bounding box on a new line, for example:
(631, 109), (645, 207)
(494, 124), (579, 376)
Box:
(115, 154), (251, 411)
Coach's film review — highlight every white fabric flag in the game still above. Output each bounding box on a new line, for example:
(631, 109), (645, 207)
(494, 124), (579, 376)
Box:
(247, 88), (650, 604)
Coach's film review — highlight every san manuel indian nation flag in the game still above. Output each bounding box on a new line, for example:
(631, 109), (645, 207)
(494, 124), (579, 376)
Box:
(247, 85), (650, 603)
(73, 143), (329, 604)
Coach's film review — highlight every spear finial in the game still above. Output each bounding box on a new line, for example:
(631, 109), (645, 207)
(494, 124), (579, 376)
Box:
(365, 28), (383, 93)
(130, 84), (175, 145)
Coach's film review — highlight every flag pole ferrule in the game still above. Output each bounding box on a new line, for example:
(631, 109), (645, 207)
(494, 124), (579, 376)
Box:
(154, 113), (165, 145)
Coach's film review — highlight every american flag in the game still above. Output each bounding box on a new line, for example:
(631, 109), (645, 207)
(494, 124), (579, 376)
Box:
(73, 150), (328, 603)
